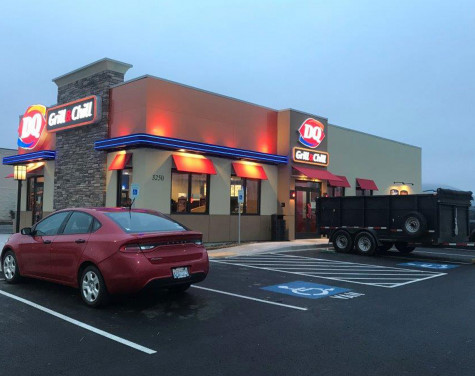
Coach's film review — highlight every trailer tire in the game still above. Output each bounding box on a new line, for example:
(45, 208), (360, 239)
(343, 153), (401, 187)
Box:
(354, 232), (377, 256)
(402, 212), (427, 237)
(395, 242), (416, 254)
(332, 230), (353, 253)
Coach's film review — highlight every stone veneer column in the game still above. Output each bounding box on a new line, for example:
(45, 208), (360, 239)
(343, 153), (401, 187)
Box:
(52, 58), (132, 209)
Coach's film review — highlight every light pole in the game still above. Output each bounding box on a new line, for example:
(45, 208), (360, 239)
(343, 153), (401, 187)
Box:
(13, 165), (26, 233)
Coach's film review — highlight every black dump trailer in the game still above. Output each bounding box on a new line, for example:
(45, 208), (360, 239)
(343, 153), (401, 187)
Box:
(316, 188), (473, 256)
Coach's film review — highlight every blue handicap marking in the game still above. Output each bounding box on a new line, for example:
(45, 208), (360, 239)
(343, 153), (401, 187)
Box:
(261, 281), (351, 300)
(399, 261), (459, 270)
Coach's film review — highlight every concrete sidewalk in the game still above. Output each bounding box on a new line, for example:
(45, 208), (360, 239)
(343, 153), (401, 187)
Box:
(206, 238), (331, 258)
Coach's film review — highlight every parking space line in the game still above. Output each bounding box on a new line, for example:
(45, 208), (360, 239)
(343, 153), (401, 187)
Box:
(212, 253), (447, 288)
(0, 290), (157, 355)
(191, 285), (308, 311)
(417, 250), (475, 258)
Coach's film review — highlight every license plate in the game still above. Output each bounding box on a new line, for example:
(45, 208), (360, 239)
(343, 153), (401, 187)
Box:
(172, 267), (189, 279)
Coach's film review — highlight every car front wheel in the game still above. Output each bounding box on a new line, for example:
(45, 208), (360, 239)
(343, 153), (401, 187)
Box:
(3, 250), (21, 283)
(80, 266), (108, 308)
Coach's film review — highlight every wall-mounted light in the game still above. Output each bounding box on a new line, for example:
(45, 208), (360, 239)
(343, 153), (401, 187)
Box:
(393, 181), (414, 186)
(290, 190), (296, 199)
(13, 165), (27, 181)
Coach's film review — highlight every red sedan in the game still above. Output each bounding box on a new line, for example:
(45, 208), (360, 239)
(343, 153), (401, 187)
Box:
(1, 208), (209, 307)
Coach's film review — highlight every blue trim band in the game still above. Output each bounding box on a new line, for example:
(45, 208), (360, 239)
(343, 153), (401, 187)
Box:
(95, 133), (288, 164)
(3, 150), (56, 165)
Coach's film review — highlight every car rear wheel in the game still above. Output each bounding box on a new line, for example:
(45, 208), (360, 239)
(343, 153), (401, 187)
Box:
(395, 242), (416, 254)
(168, 283), (191, 294)
(354, 232), (377, 256)
(3, 250), (21, 283)
(332, 230), (353, 253)
(80, 266), (108, 308)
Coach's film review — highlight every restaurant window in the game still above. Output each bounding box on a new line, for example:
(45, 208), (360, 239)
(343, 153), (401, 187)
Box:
(230, 176), (260, 215)
(355, 187), (374, 196)
(116, 155), (133, 207)
(27, 176), (44, 224)
(327, 186), (345, 197)
(171, 171), (209, 214)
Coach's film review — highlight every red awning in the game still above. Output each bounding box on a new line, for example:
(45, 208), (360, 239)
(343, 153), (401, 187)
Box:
(293, 166), (343, 181)
(4, 163), (44, 178)
(328, 175), (351, 188)
(232, 162), (267, 180)
(356, 178), (379, 191)
(173, 154), (216, 175)
(108, 153), (132, 170)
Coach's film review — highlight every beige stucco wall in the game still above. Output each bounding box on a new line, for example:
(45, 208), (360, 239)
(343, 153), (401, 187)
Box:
(0, 149), (17, 221)
(327, 124), (422, 195)
(104, 149), (279, 241)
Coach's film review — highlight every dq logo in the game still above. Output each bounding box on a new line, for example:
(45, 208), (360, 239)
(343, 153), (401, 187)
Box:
(298, 118), (325, 149)
(17, 105), (47, 149)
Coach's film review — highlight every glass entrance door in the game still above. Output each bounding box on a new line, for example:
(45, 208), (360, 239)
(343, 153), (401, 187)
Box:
(295, 180), (321, 238)
(27, 176), (44, 225)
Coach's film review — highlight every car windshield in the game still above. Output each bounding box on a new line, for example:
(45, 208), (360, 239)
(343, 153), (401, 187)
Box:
(105, 211), (187, 233)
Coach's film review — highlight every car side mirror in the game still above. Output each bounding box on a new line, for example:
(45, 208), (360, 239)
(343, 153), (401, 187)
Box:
(21, 227), (32, 236)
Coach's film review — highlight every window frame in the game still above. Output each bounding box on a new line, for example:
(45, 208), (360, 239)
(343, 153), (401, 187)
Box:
(355, 187), (374, 196)
(327, 186), (345, 198)
(230, 175), (261, 215)
(60, 211), (96, 235)
(170, 169), (210, 215)
(33, 211), (72, 237)
(115, 154), (133, 207)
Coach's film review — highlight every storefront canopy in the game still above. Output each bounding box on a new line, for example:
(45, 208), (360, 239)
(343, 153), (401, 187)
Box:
(232, 162), (267, 180)
(328, 175), (351, 188)
(356, 178), (379, 191)
(173, 154), (216, 175)
(108, 153), (132, 170)
(293, 166), (342, 182)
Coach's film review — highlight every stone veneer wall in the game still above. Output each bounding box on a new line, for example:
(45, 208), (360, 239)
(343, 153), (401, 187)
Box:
(53, 71), (125, 209)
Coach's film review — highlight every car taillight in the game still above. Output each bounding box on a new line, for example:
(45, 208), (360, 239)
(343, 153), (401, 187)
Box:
(120, 244), (142, 253)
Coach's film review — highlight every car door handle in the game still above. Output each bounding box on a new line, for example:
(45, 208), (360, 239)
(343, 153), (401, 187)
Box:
(75, 239), (86, 244)
(43, 240), (51, 244)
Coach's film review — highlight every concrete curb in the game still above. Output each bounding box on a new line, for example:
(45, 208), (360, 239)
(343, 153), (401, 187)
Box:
(208, 242), (331, 258)
(401, 251), (475, 264)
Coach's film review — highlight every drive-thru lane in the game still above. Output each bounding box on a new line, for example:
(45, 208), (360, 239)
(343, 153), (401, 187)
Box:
(1, 246), (475, 376)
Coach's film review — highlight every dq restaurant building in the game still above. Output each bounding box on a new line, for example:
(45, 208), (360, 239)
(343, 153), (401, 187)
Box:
(3, 58), (421, 241)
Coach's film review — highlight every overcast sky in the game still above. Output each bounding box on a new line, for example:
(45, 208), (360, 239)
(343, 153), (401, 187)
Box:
(1, 0), (474, 193)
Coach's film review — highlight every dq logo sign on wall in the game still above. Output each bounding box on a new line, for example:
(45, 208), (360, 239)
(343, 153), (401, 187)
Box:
(17, 105), (47, 149)
(298, 118), (325, 149)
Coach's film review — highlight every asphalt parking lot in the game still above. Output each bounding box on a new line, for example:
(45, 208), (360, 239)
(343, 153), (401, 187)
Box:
(2, 246), (475, 376)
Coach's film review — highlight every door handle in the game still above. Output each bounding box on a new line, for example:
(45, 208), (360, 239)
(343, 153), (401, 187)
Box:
(75, 239), (86, 244)
(43, 240), (51, 244)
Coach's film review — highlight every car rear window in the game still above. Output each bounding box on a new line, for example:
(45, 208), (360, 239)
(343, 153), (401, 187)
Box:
(104, 211), (186, 233)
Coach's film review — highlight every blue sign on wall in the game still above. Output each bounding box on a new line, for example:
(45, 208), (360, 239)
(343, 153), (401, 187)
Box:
(399, 262), (459, 270)
(262, 281), (350, 300)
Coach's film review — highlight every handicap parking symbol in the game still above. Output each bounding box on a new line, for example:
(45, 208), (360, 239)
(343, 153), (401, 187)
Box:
(399, 261), (459, 270)
(262, 281), (351, 300)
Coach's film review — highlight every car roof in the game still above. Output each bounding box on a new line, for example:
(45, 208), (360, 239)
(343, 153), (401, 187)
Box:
(57, 207), (156, 214)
